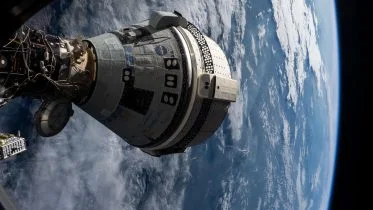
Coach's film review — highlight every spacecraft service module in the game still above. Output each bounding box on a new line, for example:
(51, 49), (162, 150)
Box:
(0, 11), (237, 157)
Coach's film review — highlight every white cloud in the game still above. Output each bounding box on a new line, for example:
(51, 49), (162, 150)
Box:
(257, 11), (264, 19)
(296, 162), (308, 210)
(282, 113), (290, 146)
(219, 173), (234, 210)
(258, 24), (266, 49)
(215, 127), (226, 153)
(226, 0), (248, 142)
(307, 199), (314, 210)
(273, 112), (296, 209)
(228, 79), (248, 142)
(268, 78), (279, 108)
(264, 156), (275, 202)
(271, 0), (324, 107)
(246, 60), (258, 87)
(236, 176), (250, 208)
(250, 34), (258, 66)
(256, 197), (262, 210)
(258, 101), (280, 149)
(311, 164), (321, 191)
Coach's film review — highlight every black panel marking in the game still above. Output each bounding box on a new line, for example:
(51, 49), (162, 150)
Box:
(120, 67), (153, 115)
(121, 88), (154, 115)
(164, 58), (180, 69)
(165, 74), (177, 88)
(122, 67), (133, 82)
(161, 92), (178, 106)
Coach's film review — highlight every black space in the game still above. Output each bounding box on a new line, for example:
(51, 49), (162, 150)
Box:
(331, 0), (361, 209)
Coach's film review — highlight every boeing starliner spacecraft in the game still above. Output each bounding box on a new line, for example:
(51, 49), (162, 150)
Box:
(0, 11), (237, 156)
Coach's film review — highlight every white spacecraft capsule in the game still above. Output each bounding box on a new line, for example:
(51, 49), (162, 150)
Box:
(0, 11), (237, 156)
(77, 11), (238, 156)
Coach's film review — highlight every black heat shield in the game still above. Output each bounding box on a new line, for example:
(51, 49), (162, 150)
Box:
(0, 1), (55, 210)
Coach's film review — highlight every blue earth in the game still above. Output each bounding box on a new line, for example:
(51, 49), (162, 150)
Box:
(0, 0), (339, 209)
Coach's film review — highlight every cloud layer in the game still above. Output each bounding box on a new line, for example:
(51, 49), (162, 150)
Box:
(272, 0), (324, 107)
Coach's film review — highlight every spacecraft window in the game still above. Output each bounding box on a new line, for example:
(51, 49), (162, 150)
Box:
(165, 74), (177, 88)
(164, 58), (179, 69)
(161, 92), (178, 106)
(120, 88), (154, 115)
